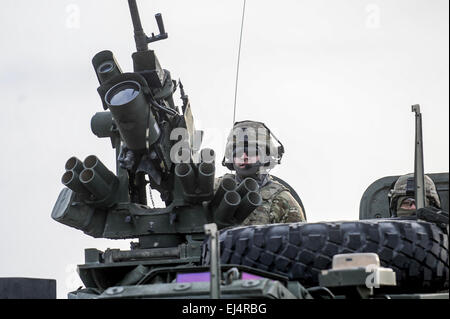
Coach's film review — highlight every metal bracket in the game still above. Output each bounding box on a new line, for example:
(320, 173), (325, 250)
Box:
(204, 223), (221, 299)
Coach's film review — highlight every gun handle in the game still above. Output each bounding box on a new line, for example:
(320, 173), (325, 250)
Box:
(155, 13), (167, 36)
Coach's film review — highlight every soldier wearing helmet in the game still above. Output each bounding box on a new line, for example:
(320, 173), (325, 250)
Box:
(216, 120), (306, 226)
(388, 173), (442, 217)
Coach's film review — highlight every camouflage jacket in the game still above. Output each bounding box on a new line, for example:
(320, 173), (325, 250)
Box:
(214, 174), (306, 226)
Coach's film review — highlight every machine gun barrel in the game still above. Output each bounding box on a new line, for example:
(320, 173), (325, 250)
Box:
(128, 0), (148, 52)
(412, 104), (426, 209)
(128, 0), (168, 51)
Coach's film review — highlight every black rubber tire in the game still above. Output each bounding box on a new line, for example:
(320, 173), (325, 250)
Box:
(201, 219), (449, 292)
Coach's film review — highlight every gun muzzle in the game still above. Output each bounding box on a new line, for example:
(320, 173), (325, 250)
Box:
(234, 191), (262, 223)
(214, 191), (241, 226)
(236, 177), (259, 198)
(105, 80), (160, 150)
(61, 157), (90, 194)
(83, 155), (117, 184)
(77, 155), (119, 201)
(65, 156), (84, 174)
(211, 177), (237, 207)
(61, 170), (90, 194)
(175, 163), (196, 194)
(198, 162), (215, 194)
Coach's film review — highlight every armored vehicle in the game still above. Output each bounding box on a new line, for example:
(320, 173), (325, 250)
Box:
(47, 0), (449, 299)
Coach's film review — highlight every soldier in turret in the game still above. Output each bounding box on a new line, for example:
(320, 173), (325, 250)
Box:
(388, 173), (442, 217)
(216, 120), (306, 226)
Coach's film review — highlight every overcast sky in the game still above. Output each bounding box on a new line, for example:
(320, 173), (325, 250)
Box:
(0, 0), (448, 298)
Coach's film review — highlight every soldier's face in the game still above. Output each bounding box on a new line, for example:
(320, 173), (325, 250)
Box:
(234, 151), (260, 169)
(399, 197), (416, 211)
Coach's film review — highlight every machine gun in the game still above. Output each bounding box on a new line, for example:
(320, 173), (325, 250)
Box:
(51, 0), (262, 296)
(412, 104), (426, 210)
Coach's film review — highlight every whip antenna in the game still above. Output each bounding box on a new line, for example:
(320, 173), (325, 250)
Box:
(232, 0), (247, 124)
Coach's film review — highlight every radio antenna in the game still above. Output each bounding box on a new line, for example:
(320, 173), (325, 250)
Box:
(232, 0), (247, 125)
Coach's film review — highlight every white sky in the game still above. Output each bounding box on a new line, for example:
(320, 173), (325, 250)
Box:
(0, 0), (448, 298)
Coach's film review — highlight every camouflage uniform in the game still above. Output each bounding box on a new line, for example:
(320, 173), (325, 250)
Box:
(215, 174), (306, 226)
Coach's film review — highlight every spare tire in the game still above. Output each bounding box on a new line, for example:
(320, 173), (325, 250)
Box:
(201, 219), (449, 292)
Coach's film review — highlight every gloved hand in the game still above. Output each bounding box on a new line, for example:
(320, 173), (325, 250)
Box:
(416, 206), (449, 232)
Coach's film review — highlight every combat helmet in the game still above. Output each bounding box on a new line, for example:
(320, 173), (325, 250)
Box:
(388, 173), (441, 216)
(222, 121), (284, 175)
